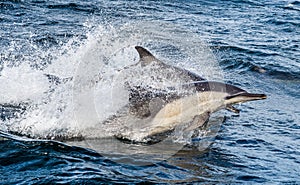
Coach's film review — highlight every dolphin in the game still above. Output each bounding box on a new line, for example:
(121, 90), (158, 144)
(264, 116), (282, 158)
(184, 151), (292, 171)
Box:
(110, 46), (267, 143)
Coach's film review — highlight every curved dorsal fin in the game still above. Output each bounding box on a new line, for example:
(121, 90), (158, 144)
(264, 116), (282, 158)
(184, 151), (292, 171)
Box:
(135, 46), (159, 66)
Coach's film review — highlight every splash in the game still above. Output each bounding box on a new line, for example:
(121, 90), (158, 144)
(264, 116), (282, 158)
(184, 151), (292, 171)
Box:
(0, 21), (223, 145)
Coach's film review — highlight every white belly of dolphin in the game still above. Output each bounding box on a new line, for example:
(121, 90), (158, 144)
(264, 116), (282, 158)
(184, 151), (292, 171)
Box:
(116, 91), (228, 141)
(149, 92), (226, 134)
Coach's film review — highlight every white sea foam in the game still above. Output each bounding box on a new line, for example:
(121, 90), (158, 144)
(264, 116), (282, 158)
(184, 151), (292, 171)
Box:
(0, 63), (49, 104)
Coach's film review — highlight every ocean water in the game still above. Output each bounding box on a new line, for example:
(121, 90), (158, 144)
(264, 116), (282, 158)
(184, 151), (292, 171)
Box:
(0, 0), (299, 184)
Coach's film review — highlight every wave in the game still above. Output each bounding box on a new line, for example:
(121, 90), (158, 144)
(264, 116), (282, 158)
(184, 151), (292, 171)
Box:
(215, 45), (268, 73)
(266, 19), (300, 28)
(214, 45), (300, 80)
(47, 2), (99, 13)
(265, 68), (300, 81)
(0, 130), (233, 183)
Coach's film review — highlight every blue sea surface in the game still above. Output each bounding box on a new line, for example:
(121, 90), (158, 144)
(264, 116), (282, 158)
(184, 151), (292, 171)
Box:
(1, 0), (300, 184)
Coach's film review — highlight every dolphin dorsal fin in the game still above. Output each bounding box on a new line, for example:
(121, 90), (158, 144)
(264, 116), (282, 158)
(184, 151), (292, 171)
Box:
(135, 46), (160, 67)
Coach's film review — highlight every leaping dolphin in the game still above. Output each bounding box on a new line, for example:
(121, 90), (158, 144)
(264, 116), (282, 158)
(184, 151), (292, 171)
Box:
(110, 46), (267, 143)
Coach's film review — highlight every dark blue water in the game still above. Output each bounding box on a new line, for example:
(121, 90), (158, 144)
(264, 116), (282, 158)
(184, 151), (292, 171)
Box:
(1, 0), (300, 184)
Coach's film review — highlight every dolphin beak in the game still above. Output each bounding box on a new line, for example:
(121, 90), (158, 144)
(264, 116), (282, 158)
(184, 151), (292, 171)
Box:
(225, 92), (267, 105)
